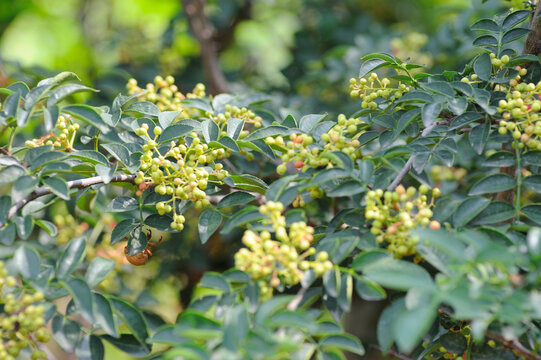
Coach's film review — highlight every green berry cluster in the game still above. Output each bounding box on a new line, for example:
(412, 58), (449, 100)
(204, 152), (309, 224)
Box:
(234, 201), (333, 299)
(0, 262), (50, 360)
(349, 73), (411, 107)
(429, 165), (467, 183)
(25, 115), (79, 150)
(126, 75), (206, 116)
(364, 185), (440, 260)
(134, 124), (230, 230)
(496, 76), (541, 150)
(266, 114), (364, 175)
(461, 53), (516, 85)
(208, 104), (263, 133)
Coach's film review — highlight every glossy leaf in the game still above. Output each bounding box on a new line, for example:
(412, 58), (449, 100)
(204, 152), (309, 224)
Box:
(198, 209), (222, 244)
(469, 174), (515, 195)
(14, 245), (41, 280)
(56, 237), (86, 280)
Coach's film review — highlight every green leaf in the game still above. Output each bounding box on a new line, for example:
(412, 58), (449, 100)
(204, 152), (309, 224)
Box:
(471, 18), (499, 31)
(469, 173), (515, 195)
(126, 227), (148, 256)
(93, 293), (119, 337)
(377, 299), (403, 352)
(201, 119), (220, 143)
(0, 166), (26, 186)
(524, 175), (541, 193)
(320, 333), (365, 355)
(199, 272), (231, 292)
(107, 196), (138, 212)
(363, 258), (435, 292)
(502, 10), (530, 30)
(227, 118), (245, 140)
(61, 278), (94, 322)
(56, 237), (86, 280)
(0, 223), (16, 246)
(482, 151), (515, 167)
(361, 53), (396, 63)
(100, 334), (150, 357)
(524, 151), (541, 166)
(473, 53), (492, 81)
(326, 180), (365, 197)
(126, 101), (160, 117)
(217, 136), (239, 152)
(111, 218), (140, 245)
(95, 163), (116, 184)
(469, 122), (490, 155)
(111, 297), (149, 342)
(23, 84), (49, 111)
(76, 335), (105, 360)
(507, 54), (540, 67)
(35, 219), (57, 236)
(70, 150), (109, 166)
(352, 249), (391, 272)
(14, 215), (34, 240)
(449, 112), (483, 130)
(216, 191), (256, 209)
(158, 110), (180, 128)
(299, 113), (326, 133)
(502, 28), (531, 44)
(158, 124), (193, 144)
(63, 105), (110, 133)
(355, 276), (386, 301)
(423, 82), (454, 97)
(453, 197), (491, 227)
(102, 143), (131, 168)
(359, 58), (388, 78)
(421, 102), (442, 127)
(198, 209), (222, 244)
(86, 257), (116, 288)
(440, 333), (468, 354)
(43, 177), (70, 200)
(394, 300), (437, 353)
(472, 201), (515, 224)
(14, 245), (41, 280)
(30, 151), (68, 170)
(473, 35), (498, 48)
(11, 175), (38, 203)
(52, 315), (81, 353)
(0, 195), (11, 225)
(144, 214), (175, 232)
(522, 204), (541, 224)
(47, 84), (98, 107)
(244, 125), (291, 141)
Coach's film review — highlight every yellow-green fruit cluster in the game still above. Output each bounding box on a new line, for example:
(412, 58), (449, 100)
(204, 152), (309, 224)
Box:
(266, 114), (364, 176)
(0, 262), (50, 360)
(429, 165), (467, 183)
(365, 185), (440, 260)
(461, 53), (514, 85)
(234, 201), (333, 299)
(497, 73), (541, 150)
(126, 75), (206, 116)
(349, 73), (410, 107)
(25, 115), (79, 150)
(134, 124), (230, 229)
(209, 104), (263, 132)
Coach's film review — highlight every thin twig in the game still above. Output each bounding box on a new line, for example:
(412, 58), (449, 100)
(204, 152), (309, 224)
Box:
(486, 332), (541, 360)
(387, 120), (449, 191)
(7, 174), (137, 220)
(286, 286), (308, 311)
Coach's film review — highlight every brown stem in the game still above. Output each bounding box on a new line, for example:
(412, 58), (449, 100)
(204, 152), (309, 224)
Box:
(181, 0), (230, 95)
(6, 174), (137, 221)
(387, 120), (449, 191)
(486, 332), (541, 360)
(523, 3), (541, 55)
